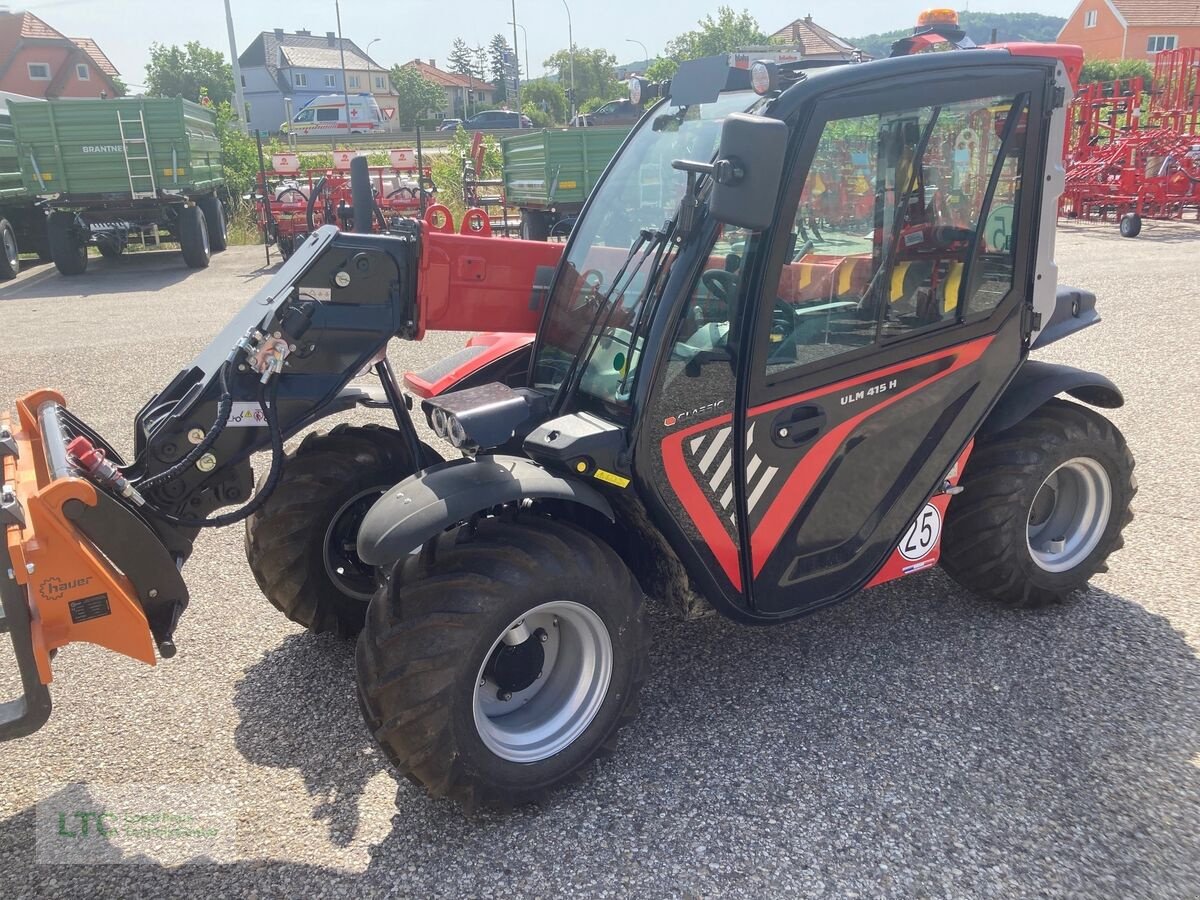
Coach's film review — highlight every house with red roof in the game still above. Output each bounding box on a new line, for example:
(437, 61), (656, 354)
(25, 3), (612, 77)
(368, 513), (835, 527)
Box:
(401, 59), (496, 120)
(0, 10), (121, 99)
(1058, 1), (1200, 60)
(732, 13), (864, 70)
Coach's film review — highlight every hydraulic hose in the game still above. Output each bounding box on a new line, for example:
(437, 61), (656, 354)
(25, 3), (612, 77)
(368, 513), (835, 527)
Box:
(147, 377), (285, 529)
(137, 360), (234, 494)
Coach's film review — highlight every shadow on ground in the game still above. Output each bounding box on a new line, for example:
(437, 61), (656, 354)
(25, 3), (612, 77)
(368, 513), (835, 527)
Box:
(0, 251), (225, 301)
(4, 573), (1198, 895)
(1057, 219), (1200, 244)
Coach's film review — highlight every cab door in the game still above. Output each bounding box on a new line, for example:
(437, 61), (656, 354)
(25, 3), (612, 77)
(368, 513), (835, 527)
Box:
(740, 68), (1049, 615)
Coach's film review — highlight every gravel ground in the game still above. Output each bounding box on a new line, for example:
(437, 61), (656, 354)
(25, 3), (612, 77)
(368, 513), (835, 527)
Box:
(1, 224), (1198, 898)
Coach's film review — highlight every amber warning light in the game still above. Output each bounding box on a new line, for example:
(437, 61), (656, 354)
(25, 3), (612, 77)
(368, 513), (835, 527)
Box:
(916, 8), (960, 28)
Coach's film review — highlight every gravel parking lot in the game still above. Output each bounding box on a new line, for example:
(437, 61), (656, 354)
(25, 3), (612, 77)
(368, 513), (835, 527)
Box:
(1, 225), (1198, 898)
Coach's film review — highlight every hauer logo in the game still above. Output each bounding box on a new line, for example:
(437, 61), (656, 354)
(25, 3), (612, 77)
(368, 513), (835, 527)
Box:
(39, 575), (93, 602)
(663, 398), (726, 428)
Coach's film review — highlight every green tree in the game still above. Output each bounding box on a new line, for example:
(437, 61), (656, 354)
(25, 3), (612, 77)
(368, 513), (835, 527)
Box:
(543, 47), (620, 110)
(1080, 57), (1154, 84)
(489, 33), (517, 103)
(521, 78), (568, 123)
(644, 7), (766, 81)
(448, 38), (475, 77)
(390, 64), (446, 126)
(145, 42), (234, 107)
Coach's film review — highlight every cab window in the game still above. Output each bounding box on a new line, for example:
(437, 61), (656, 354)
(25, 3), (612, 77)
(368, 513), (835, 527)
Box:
(294, 108), (316, 123)
(762, 92), (1029, 377)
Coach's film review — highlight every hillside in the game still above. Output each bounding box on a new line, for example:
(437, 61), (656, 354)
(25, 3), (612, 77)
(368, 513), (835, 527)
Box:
(851, 11), (1066, 59)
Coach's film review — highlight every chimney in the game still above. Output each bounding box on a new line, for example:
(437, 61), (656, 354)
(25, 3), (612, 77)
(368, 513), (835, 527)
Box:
(273, 28), (284, 36)
(326, 31), (336, 46)
(428, 58), (436, 68)
(296, 29), (310, 36)
(804, 13), (813, 23)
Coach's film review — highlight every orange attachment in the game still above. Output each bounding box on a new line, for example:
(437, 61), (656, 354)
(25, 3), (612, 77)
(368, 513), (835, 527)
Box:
(917, 8), (959, 27)
(4, 393), (157, 684)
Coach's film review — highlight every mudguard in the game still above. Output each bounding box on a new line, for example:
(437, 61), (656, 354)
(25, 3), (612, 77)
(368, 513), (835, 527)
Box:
(356, 454), (614, 566)
(982, 359), (1123, 435)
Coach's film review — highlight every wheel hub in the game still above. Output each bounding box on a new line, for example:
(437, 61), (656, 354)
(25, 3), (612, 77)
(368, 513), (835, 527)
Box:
(322, 486), (388, 600)
(1026, 456), (1113, 573)
(486, 626), (547, 696)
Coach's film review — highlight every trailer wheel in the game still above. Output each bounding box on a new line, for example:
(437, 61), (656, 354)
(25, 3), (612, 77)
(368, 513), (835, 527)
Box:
(198, 194), (228, 252)
(178, 204), (211, 269)
(245, 424), (441, 637)
(1119, 212), (1142, 238)
(356, 517), (648, 810)
(940, 399), (1135, 608)
(519, 210), (549, 241)
(0, 219), (20, 280)
(97, 237), (123, 260)
(48, 211), (87, 276)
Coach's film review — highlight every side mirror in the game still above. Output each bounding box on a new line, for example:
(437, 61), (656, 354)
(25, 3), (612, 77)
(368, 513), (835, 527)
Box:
(709, 113), (788, 231)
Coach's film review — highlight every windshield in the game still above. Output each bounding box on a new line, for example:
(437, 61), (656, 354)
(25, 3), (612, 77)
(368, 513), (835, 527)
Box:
(531, 89), (766, 418)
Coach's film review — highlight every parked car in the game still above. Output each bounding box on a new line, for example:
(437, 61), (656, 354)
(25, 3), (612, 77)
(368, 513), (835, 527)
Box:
(437, 118), (464, 132)
(464, 109), (532, 130)
(571, 98), (642, 128)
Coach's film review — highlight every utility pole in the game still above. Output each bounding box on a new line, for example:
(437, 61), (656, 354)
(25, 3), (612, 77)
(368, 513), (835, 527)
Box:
(334, 0), (351, 131)
(223, 0), (248, 131)
(510, 0), (521, 107)
(561, 0), (575, 119)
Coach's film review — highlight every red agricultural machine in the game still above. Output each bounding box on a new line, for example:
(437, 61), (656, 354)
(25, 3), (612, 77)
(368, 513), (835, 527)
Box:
(255, 148), (437, 259)
(1060, 47), (1200, 236)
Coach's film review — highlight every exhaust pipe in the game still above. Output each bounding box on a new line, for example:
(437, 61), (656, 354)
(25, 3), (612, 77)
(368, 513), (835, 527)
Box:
(350, 155), (373, 234)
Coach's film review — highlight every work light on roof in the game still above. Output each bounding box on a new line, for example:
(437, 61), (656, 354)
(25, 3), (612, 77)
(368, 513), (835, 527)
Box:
(750, 60), (779, 96)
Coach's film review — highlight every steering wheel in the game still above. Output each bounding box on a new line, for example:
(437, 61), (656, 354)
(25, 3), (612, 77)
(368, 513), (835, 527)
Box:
(701, 268), (738, 304)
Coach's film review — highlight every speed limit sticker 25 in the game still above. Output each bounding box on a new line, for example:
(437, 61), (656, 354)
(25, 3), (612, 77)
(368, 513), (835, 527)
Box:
(898, 503), (942, 562)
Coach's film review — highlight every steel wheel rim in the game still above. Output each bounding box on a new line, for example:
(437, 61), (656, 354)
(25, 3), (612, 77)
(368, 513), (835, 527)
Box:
(322, 485), (387, 601)
(2, 227), (16, 266)
(1026, 456), (1113, 573)
(473, 601), (613, 763)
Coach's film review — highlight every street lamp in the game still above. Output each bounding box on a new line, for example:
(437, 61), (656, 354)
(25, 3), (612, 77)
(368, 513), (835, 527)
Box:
(510, 0), (521, 106)
(626, 38), (649, 72)
(561, 0), (575, 119)
(507, 21), (530, 85)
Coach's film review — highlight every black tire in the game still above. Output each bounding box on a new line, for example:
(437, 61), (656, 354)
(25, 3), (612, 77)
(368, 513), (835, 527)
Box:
(245, 424), (440, 637)
(941, 399), (1135, 608)
(48, 211), (87, 276)
(356, 517), (648, 810)
(0, 218), (19, 280)
(1119, 212), (1142, 238)
(178, 204), (211, 269)
(198, 194), (228, 251)
(518, 210), (549, 241)
(97, 238), (122, 260)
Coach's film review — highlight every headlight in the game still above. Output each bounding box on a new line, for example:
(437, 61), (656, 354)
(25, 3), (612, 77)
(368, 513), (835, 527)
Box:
(431, 408), (449, 438)
(448, 416), (467, 447)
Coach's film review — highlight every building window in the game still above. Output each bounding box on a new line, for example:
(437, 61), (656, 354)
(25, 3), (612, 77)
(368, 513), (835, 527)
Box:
(348, 75), (360, 88)
(240, 75), (246, 87)
(294, 72), (307, 87)
(324, 73), (336, 88)
(76, 63), (90, 80)
(28, 63), (51, 80)
(375, 75), (386, 90)
(1084, 9), (1097, 28)
(1147, 35), (1177, 53)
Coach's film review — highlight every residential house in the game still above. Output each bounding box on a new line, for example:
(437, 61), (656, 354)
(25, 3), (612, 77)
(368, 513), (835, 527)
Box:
(731, 13), (862, 68)
(239, 29), (399, 132)
(0, 11), (121, 99)
(401, 59), (496, 120)
(1058, 1), (1200, 60)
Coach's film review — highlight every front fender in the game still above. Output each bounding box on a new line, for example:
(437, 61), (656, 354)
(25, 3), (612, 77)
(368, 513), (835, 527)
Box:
(982, 359), (1123, 435)
(356, 454), (614, 566)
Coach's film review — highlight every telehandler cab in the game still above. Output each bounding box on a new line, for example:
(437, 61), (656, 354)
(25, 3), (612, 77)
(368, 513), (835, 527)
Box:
(2, 18), (1134, 809)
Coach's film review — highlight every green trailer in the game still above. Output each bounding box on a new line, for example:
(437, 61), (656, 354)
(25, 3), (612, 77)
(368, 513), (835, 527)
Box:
(9, 96), (226, 275)
(501, 127), (629, 240)
(0, 107), (48, 280)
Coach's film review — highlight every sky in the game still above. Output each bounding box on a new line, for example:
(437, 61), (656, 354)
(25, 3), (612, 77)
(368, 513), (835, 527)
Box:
(21, 0), (1079, 89)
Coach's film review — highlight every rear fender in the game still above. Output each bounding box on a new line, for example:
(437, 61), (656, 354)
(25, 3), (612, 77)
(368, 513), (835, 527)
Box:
(356, 454), (613, 566)
(982, 360), (1123, 435)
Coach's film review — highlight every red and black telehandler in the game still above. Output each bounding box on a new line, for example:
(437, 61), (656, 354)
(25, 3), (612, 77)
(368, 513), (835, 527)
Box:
(2, 16), (1134, 808)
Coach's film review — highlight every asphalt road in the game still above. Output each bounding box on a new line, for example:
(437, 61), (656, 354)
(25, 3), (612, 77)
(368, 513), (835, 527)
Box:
(1, 226), (1198, 898)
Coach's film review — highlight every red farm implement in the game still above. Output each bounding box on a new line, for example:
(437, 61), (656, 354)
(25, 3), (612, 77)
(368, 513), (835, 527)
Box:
(1061, 47), (1200, 236)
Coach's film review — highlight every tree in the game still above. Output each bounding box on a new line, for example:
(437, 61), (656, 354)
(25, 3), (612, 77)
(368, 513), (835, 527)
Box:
(390, 64), (446, 126)
(543, 47), (620, 110)
(489, 33), (518, 103)
(521, 78), (568, 124)
(145, 42), (234, 108)
(645, 7), (766, 81)
(1080, 57), (1154, 84)
(448, 38), (475, 77)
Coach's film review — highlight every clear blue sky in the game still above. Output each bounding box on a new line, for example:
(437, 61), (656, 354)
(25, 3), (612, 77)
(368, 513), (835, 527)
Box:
(23, 0), (1078, 88)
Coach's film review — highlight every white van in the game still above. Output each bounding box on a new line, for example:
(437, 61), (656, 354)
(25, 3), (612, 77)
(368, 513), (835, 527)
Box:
(284, 94), (384, 135)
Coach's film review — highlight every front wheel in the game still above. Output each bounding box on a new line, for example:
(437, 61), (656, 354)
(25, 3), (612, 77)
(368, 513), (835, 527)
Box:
(178, 204), (211, 269)
(941, 399), (1135, 608)
(0, 218), (20, 280)
(356, 517), (648, 809)
(48, 211), (87, 276)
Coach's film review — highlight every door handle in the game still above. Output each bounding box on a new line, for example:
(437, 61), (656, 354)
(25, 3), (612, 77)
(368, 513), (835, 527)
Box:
(771, 404), (826, 449)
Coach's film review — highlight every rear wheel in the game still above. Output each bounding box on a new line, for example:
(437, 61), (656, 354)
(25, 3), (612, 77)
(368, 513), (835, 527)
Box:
(519, 210), (549, 241)
(1119, 212), (1142, 238)
(356, 517), (648, 809)
(198, 194), (228, 251)
(0, 219), (20, 280)
(48, 211), (87, 276)
(178, 204), (211, 269)
(941, 399), (1135, 608)
(97, 237), (123, 259)
(245, 424), (440, 637)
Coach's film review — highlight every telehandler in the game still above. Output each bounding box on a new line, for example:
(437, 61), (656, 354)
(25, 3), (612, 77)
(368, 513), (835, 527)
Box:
(2, 14), (1134, 808)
